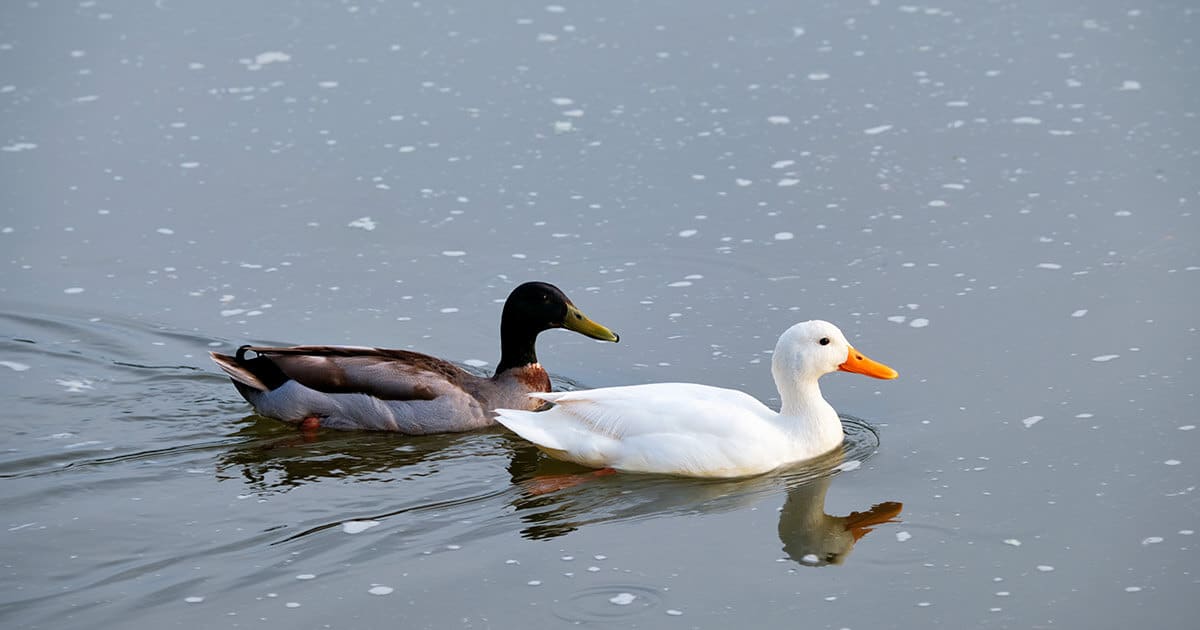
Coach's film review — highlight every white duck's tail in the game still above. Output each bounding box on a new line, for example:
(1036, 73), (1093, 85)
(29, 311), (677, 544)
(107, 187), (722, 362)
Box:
(493, 407), (567, 451)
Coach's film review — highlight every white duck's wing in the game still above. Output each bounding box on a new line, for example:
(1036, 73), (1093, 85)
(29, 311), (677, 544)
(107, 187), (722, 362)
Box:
(495, 383), (783, 476)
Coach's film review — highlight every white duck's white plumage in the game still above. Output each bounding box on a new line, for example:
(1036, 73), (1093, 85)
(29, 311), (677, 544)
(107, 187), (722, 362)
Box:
(494, 320), (897, 478)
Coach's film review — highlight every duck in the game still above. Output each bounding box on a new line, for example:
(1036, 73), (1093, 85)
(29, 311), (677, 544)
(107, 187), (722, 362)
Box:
(210, 281), (619, 433)
(493, 320), (896, 477)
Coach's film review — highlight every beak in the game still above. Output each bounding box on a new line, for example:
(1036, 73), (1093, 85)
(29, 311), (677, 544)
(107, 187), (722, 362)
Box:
(562, 304), (620, 342)
(838, 346), (898, 379)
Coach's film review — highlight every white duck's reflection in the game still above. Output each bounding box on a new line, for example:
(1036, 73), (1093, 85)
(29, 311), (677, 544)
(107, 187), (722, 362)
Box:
(506, 425), (902, 567)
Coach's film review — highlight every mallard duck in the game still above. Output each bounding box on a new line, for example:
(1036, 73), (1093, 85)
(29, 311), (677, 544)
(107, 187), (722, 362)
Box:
(494, 320), (896, 477)
(211, 281), (619, 433)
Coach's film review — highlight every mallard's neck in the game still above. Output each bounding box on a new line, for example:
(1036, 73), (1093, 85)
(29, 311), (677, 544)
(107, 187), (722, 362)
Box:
(495, 323), (541, 375)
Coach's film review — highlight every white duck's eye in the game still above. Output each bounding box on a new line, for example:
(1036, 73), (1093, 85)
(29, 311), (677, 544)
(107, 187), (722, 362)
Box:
(819, 337), (830, 346)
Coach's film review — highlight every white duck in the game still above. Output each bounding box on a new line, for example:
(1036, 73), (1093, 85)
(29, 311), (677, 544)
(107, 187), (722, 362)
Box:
(494, 320), (897, 478)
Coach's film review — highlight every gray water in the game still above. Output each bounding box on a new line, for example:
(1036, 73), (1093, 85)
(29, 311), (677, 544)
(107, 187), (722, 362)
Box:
(2, 1), (1197, 628)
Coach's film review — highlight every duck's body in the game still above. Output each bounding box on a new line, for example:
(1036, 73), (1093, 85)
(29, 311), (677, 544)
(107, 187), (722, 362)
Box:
(211, 282), (618, 433)
(494, 320), (896, 477)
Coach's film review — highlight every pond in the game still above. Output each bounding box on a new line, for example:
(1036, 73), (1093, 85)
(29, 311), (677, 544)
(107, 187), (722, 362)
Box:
(2, 1), (1196, 628)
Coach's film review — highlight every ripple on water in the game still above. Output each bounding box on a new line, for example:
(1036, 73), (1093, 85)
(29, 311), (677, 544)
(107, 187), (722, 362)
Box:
(552, 584), (662, 622)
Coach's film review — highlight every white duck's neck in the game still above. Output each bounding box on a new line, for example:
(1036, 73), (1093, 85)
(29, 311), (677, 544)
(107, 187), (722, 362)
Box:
(772, 369), (845, 452)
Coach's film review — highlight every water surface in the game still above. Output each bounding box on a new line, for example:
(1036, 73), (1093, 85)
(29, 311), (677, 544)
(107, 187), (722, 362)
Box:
(2, 1), (1197, 628)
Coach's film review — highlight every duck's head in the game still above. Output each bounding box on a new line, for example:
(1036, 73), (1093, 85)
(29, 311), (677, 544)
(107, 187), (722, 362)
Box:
(502, 281), (620, 342)
(772, 320), (897, 382)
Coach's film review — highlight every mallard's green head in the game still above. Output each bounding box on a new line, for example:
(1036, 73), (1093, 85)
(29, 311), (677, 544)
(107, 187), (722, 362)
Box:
(502, 281), (619, 342)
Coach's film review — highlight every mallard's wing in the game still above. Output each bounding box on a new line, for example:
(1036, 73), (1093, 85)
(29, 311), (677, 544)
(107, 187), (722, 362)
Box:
(212, 345), (472, 400)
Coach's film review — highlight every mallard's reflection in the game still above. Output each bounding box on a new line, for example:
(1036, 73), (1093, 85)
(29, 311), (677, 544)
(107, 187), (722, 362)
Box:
(215, 414), (478, 492)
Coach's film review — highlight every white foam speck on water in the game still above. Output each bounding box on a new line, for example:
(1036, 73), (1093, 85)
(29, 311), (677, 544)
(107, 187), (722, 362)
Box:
(772, 160), (795, 169)
(667, 281), (692, 288)
(1180, 425), (1196, 431)
(888, 316), (906, 324)
(545, 5), (566, 13)
(774, 232), (794, 240)
(1003, 538), (1021, 546)
(678, 229), (698, 237)
(1164, 459), (1181, 466)
(946, 100), (969, 107)
(767, 115), (791, 124)
(666, 609), (684, 616)
(1022, 415), (1043, 428)
(440, 307), (459, 313)
(441, 250), (466, 257)
(155, 228), (176, 236)
(296, 574), (316, 580)
(341, 520), (380, 534)
(2, 142), (38, 152)
(864, 124), (892, 135)
(285, 602), (300, 608)
(527, 580), (542, 586)
(808, 72), (830, 80)
(777, 178), (800, 187)
(536, 33), (558, 42)
(185, 596), (204, 604)
(1036, 565), (1054, 572)
(1071, 309), (1088, 317)
(735, 178), (752, 186)
(551, 97), (573, 106)
(220, 308), (245, 317)
(368, 585), (393, 595)
(180, 162), (199, 169)
(463, 359), (488, 367)
(1037, 263), (1062, 269)
(1114, 210), (1133, 217)
(348, 217), (376, 231)
(398, 145), (415, 153)
(0, 361), (30, 371)
(1141, 537), (1163, 545)
(928, 200), (947, 207)
(896, 531), (912, 542)
(909, 318), (929, 328)
(1118, 80), (1142, 91)
(1091, 354), (1119, 362)
(1125, 586), (1142, 593)
(835, 460), (861, 472)
(1076, 413), (1094, 418)
(593, 554), (607, 560)
(553, 120), (573, 132)
(609, 593), (637, 605)
(317, 81), (339, 89)
(1012, 116), (1042, 125)
(56, 379), (94, 392)
(252, 51), (291, 68)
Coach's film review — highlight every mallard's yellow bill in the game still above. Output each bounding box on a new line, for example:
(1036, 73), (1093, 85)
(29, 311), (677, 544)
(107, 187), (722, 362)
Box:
(563, 304), (619, 342)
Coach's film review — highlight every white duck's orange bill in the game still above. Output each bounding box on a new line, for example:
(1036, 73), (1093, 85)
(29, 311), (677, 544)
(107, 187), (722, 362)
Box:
(838, 346), (898, 380)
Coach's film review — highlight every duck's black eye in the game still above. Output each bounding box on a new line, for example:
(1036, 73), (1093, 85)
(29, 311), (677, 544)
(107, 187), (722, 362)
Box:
(819, 337), (830, 346)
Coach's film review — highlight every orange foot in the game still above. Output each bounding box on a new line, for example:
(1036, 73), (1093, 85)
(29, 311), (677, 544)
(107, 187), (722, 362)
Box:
(299, 415), (322, 439)
(524, 467), (617, 495)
